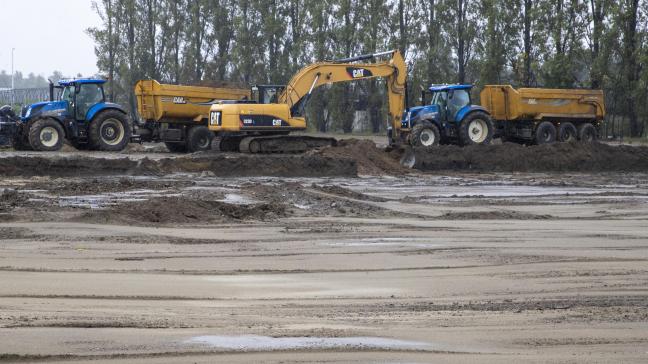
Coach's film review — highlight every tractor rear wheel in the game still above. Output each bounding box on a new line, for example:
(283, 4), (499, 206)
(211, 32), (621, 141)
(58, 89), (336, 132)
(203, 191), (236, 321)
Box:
(459, 112), (494, 146)
(578, 123), (598, 143)
(535, 121), (557, 144)
(409, 122), (440, 149)
(28, 118), (64, 151)
(185, 125), (214, 153)
(89, 110), (132, 151)
(558, 122), (577, 142)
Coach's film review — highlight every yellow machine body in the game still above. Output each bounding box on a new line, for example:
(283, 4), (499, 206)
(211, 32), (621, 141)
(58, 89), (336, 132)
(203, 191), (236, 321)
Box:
(135, 80), (250, 123)
(208, 51), (406, 135)
(480, 85), (605, 122)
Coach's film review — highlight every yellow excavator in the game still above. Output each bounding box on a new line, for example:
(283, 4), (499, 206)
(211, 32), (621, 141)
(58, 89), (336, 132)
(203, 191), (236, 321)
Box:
(207, 50), (407, 153)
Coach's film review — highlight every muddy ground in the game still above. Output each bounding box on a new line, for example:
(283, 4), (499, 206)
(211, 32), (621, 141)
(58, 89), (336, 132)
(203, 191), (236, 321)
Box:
(0, 140), (647, 363)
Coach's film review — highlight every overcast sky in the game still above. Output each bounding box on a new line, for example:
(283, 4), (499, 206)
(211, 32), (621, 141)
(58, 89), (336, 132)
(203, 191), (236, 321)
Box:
(0, 0), (100, 78)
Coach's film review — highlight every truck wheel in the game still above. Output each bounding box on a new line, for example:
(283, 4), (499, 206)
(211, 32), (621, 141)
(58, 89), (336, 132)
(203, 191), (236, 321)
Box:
(164, 142), (187, 153)
(558, 122), (577, 142)
(89, 110), (132, 151)
(28, 118), (64, 151)
(459, 112), (494, 146)
(578, 123), (598, 143)
(535, 121), (557, 144)
(410, 123), (440, 149)
(186, 126), (214, 153)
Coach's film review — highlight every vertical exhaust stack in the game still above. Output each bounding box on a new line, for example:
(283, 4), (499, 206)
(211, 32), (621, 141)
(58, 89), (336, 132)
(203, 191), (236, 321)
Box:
(47, 78), (54, 102)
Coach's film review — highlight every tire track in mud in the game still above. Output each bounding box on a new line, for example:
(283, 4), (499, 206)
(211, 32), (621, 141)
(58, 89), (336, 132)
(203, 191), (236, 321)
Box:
(2, 257), (648, 275)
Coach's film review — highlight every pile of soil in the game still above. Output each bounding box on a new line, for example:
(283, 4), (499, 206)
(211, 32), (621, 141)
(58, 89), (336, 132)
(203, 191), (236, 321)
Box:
(0, 153), (356, 178)
(30, 177), (195, 196)
(77, 196), (286, 224)
(404, 142), (648, 172)
(313, 139), (406, 175)
(438, 210), (552, 220)
(0, 189), (28, 212)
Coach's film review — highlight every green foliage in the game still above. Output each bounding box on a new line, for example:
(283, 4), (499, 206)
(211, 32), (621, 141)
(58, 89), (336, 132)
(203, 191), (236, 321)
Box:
(88, 0), (648, 136)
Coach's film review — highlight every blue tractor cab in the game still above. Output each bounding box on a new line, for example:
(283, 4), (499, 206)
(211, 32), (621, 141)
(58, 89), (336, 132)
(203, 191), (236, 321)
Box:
(13, 78), (131, 151)
(401, 84), (494, 147)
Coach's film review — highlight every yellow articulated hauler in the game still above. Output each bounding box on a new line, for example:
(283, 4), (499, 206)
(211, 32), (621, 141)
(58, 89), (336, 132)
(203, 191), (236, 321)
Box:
(208, 50), (407, 153)
(134, 80), (250, 152)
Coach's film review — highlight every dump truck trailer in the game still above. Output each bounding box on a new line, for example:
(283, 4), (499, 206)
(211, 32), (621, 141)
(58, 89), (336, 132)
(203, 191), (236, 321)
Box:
(481, 85), (605, 144)
(134, 80), (250, 152)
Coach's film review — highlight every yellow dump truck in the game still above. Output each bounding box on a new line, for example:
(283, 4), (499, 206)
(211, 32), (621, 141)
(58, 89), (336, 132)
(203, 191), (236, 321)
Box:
(481, 85), (605, 144)
(134, 80), (250, 152)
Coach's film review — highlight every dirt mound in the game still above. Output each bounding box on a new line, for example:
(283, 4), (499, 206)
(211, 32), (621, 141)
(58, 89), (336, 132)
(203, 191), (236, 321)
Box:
(0, 153), (356, 178)
(77, 196), (286, 224)
(30, 177), (195, 196)
(438, 210), (552, 220)
(314, 139), (406, 175)
(404, 142), (648, 172)
(0, 189), (28, 212)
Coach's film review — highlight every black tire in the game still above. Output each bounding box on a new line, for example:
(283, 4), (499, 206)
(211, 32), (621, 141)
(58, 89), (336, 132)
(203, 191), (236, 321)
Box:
(557, 122), (578, 143)
(165, 141), (187, 153)
(578, 123), (598, 143)
(459, 112), (494, 146)
(409, 122), (440, 149)
(535, 121), (557, 144)
(88, 110), (132, 151)
(28, 118), (64, 151)
(185, 125), (214, 153)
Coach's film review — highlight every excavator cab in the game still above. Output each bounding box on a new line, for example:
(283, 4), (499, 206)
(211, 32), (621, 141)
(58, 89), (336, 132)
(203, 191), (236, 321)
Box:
(251, 85), (286, 104)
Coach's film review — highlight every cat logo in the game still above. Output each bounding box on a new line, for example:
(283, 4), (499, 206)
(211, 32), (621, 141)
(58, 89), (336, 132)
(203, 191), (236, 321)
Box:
(210, 111), (221, 126)
(173, 96), (187, 104)
(346, 67), (373, 79)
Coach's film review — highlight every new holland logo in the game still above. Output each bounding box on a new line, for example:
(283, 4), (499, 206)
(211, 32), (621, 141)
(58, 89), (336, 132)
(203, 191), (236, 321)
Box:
(346, 67), (373, 79)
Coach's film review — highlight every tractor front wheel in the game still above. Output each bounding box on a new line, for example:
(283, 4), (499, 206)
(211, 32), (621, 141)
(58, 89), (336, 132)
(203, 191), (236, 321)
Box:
(28, 118), (64, 151)
(409, 123), (440, 149)
(89, 110), (132, 151)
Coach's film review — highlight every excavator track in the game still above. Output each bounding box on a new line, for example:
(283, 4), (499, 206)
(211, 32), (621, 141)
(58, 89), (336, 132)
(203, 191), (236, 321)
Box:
(239, 135), (337, 153)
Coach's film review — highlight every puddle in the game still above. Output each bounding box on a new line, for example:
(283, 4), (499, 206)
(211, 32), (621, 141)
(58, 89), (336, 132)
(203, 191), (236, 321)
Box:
(218, 193), (259, 205)
(185, 335), (431, 351)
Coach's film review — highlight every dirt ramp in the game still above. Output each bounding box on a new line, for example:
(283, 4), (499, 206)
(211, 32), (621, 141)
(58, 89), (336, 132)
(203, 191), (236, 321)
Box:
(403, 142), (648, 172)
(0, 153), (356, 177)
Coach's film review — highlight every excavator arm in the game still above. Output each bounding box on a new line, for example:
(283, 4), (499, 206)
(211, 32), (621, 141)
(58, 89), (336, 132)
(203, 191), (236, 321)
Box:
(279, 50), (407, 132)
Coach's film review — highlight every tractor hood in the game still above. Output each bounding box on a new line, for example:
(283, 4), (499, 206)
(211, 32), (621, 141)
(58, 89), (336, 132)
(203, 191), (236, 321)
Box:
(407, 104), (439, 122)
(22, 101), (68, 121)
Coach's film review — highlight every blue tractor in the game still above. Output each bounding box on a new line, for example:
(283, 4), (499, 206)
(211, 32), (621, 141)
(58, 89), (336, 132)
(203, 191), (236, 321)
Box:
(6, 79), (131, 151)
(401, 84), (494, 147)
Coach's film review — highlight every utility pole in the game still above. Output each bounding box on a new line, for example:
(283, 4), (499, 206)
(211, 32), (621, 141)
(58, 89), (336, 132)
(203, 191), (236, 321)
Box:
(11, 48), (15, 89)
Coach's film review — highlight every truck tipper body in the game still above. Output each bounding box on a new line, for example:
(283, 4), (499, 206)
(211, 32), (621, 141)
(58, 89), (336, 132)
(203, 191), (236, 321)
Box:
(134, 80), (251, 152)
(481, 85), (605, 143)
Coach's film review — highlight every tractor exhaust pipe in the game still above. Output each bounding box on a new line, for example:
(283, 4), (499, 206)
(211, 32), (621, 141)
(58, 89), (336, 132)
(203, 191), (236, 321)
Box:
(48, 79), (54, 101)
(333, 50), (395, 63)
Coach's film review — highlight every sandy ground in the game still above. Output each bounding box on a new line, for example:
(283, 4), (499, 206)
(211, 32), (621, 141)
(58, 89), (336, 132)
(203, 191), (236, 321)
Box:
(0, 146), (647, 363)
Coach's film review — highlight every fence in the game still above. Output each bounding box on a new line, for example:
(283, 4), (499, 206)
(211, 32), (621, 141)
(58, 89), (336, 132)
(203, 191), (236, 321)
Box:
(0, 87), (51, 107)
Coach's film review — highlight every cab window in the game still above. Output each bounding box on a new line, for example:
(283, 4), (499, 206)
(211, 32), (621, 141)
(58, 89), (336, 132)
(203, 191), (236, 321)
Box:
(76, 83), (104, 119)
